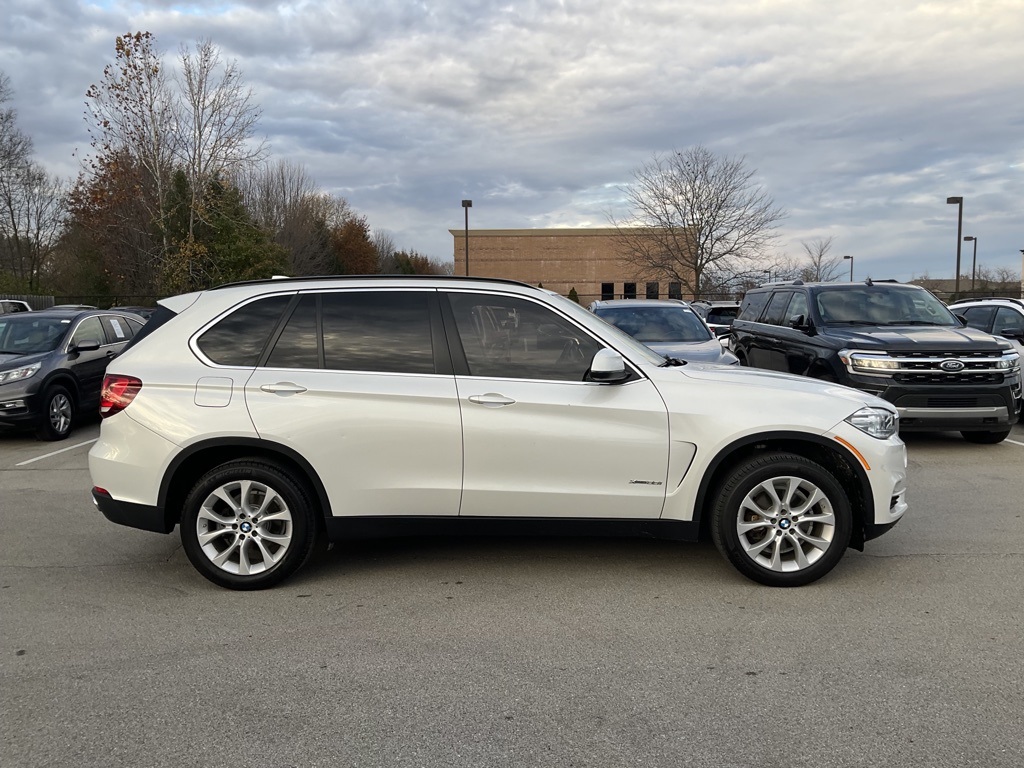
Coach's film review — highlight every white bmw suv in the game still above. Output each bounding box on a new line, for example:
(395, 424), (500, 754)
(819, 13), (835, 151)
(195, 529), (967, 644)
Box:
(89, 277), (908, 590)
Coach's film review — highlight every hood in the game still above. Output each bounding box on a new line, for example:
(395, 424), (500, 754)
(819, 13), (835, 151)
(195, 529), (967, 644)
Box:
(0, 351), (49, 368)
(644, 338), (737, 364)
(820, 324), (1009, 351)
(673, 363), (881, 407)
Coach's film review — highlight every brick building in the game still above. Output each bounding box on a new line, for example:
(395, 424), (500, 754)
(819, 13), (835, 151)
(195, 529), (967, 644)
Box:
(449, 227), (695, 304)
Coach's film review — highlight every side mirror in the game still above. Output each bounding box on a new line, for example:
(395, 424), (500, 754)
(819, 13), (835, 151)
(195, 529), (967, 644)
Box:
(788, 314), (811, 332)
(589, 348), (630, 383)
(72, 339), (101, 352)
(953, 313), (968, 326)
(999, 327), (1024, 340)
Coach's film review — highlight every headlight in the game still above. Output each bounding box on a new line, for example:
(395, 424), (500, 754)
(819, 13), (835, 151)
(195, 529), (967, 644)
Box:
(996, 351), (1020, 371)
(839, 350), (899, 373)
(845, 406), (898, 439)
(0, 362), (41, 385)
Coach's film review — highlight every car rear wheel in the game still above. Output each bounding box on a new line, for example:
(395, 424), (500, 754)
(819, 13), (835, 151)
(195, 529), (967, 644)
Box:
(35, 385), (74, 441)
(181, 460), (318, 590)
(711, 452), (852, 587)
(960, 429), (1011, 444)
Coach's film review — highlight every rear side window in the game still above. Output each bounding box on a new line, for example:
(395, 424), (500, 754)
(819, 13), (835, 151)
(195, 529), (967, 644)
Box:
(738, 292), (769, 321)
(762, 293), (792, 326)
(321, 291), (435, 374)
(101, 315), (135, 344)
(265, 295), (320, 369)
(197, 295), (292, 366)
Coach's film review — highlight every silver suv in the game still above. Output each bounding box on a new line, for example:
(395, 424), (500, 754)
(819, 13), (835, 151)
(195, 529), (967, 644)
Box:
(89, 277), (908, 590)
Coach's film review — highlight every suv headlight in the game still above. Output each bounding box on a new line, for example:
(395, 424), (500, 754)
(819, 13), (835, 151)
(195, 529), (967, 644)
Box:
(996, 350), (1020, 371)
(839, 350), (899, 373)
(0, 362), (41, 385)
(845, 406), (898, 439)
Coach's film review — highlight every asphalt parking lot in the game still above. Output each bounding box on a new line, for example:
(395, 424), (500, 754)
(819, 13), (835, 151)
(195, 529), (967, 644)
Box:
(2, 419), (1023, 768)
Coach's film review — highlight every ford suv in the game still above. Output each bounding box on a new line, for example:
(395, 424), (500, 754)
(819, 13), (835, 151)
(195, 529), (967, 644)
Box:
(730, 280), (1021, 443)
(89, 276), (908, 590)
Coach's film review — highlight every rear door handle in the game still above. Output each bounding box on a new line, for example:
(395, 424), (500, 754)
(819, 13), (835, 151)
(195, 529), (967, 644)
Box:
(260, 382), (308, 395)
(468, 393), (516, 407)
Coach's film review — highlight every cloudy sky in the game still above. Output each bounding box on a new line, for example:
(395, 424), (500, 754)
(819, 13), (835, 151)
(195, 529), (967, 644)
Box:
(3, 0), (1023, 283)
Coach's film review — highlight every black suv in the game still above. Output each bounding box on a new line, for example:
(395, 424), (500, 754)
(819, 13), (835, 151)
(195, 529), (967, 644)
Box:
(0, 309), (146, 440)
(730, 280), (1022, 443)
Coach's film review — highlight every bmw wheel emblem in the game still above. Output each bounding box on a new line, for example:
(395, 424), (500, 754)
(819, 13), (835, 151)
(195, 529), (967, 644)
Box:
(939, 359), (965, 372)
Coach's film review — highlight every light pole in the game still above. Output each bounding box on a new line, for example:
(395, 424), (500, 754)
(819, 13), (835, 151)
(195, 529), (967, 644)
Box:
(843, 254), (854, 282)
(946, 196), (963, 299)
(963, 236), (977, 294)
(461, 199), (472, 276)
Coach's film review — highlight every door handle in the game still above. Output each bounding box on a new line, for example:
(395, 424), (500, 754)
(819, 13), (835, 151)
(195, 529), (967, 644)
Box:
(260, 382), (308, 395)
(468, 393), (516, 407)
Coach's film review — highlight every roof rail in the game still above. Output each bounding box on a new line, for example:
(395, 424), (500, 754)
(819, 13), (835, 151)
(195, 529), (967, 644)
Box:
(209, 274), (536, 291)
(949, 296), (1024, 307)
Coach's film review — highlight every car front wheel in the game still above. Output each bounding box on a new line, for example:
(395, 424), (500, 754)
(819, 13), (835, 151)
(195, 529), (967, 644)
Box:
(711, 452), (852, 587)
(181, 460), (318, 590)
(35, 385), (74, 441)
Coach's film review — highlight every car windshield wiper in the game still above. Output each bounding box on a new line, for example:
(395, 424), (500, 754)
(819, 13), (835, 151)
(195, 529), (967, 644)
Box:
(660, 356), (688, 367)
(823, 320), (870, 325)
(873, 320), (947, 326)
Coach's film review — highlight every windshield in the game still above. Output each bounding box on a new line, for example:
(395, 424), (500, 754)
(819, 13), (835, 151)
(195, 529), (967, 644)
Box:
(815, 287), (958, 327)
(594, 305), (713, 343)
(0, 316), (70, 354)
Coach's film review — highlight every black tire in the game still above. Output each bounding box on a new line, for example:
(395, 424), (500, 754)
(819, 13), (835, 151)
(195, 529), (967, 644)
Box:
(180, 459), (318, 590)
(710, 452), (853, 587)
(35, 385), (74, 441)
(961, 429), (1011, 445)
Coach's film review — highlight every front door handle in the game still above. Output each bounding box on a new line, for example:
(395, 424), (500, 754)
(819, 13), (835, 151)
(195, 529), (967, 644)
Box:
(260, 382), (308, 395)
(468, 393), (516, 407)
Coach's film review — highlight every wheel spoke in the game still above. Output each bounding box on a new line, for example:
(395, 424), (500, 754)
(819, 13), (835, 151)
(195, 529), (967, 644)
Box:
(237, 541), (253, 575)
(790, 488), (826, 516)
(198, 527), (233, 546)
(211, 487), (241, 515)
(766, 536), (784, 571)
(799, 511), (835, 527)
(253, 487), (283, 518)
(211, 539), (240, 568)
(737, 518), (772, 535)
(793, 528), (831, 552)
(743, 533), (776, 558)
(238, 480), (257, 513)
(254, 537), (282, 565)
(740, 497), (773, 520)
(198, 506), (235, 527)
(783, 477), (803, 507)
(258, 530), (291, 547)
(788, 534), (811, 569)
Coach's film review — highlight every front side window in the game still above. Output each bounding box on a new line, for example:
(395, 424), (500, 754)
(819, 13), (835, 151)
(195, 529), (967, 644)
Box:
(762, 293), (792, 326)
(994, 307), (1024, 335)
(71, 317), (105, 347)
(961, 306), (995, 332)
(447, 293), (601, 381)
(196, 295), (292, 366)
(784, 292), (809, 325)
(321, 291), (434, 374)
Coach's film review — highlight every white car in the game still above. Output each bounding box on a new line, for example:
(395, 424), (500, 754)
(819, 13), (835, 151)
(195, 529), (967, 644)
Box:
(950, 297), (1024, 353)
(89, 277), (908, 590)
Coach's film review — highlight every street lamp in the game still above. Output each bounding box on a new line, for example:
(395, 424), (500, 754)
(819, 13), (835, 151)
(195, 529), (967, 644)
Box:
(946, 196), (963, 298)
(843, 254), (854, 282)
(963, 236), (977, 293)
(461, 199), (472, 276)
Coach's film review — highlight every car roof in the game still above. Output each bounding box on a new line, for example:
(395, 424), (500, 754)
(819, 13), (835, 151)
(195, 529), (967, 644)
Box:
(590, 299), (691, 309)
(6, 308), (140, 321)
(949, 297), (1024, 308)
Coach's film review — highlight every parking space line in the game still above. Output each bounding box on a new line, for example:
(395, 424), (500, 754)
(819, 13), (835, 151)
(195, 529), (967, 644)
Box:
(15, 438), (99, 467)
(1006, 439), (1024, 448)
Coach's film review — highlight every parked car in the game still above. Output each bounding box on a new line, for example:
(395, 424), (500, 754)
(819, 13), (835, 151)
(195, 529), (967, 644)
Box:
(949, 296), (1024, 419)
(691, 300), (742, 337)
(90, 276), (907, 590)
(1, 299), (33, 314)
(109, 306), (157, 321)
(0, 309), (146, 440)
(588, 299), (739, 365)
(729, 280), (1021, 443)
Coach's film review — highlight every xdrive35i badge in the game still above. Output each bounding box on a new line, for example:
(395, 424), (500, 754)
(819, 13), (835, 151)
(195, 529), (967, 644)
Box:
(939, 359), (966, 372)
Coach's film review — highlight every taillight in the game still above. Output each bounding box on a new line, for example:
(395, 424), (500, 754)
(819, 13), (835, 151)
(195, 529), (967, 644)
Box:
(100, 375), (142, 417)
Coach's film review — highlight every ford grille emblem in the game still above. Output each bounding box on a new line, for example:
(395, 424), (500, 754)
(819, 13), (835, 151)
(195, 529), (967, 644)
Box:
(939, 359), (965, 372)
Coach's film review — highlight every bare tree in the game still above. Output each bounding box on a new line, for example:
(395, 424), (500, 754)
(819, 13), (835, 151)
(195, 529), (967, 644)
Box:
(0, 72), (65, 291)
(798, 236), (844, 282)
(373, 229), (398, 272)
(614, 145), (786, 299)
(176, 39), (266, 240)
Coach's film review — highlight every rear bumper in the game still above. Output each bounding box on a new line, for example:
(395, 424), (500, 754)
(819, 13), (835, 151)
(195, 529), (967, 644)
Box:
(92, 488), (173, 534)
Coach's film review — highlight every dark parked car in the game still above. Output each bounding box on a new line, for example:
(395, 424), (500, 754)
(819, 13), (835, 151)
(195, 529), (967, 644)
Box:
(0, 309), (146, 440)
(109, 306), (157, 321)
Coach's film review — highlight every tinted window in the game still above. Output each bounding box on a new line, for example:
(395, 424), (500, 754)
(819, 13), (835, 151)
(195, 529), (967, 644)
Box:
(738, 292), (769, 321)
(321, 291), (434, 374)
(71, 317), (105, 347)
(994, 307), (1024, 335)
(668, 283), (682, 300)
(601, 283), (614, 301)
(645, 282), (659, 299)
(448, 293), (601, 381)
(623, 283), (637, 300)
(762, 293), (792, 326)
(197, 295), (292, 366)
(0, 316), (68, 354)
(266, 295), (320, 369)
(784, 292), (808, 325)
(101, 315), (135, 344)
(961, 306), (995, 331)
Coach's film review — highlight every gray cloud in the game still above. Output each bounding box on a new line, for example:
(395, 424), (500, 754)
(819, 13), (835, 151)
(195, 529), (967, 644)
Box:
(2, 0), (1021, 280)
